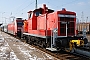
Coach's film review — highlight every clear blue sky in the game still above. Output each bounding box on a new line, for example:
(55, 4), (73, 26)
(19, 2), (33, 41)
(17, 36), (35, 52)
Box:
(0, 0), (90, 24)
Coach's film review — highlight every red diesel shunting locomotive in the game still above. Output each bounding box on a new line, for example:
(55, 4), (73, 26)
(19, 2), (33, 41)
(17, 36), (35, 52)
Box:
(22, 4), (88, 51)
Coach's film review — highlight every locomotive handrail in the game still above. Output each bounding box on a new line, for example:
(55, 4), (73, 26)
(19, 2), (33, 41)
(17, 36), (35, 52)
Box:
(45, 14), (48, 44)
(51, 19), (58, 48)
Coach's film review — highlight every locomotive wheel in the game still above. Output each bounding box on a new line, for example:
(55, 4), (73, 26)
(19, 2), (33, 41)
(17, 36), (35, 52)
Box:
(43, 41), (46, 48)
(26, 36), (28, 43)
(40, 39), (44, 48)
(83, 38), (88, 44)
(39, 39), (42, 47)
(35, 37), (39, 46)
(28, 36), (33, 45)
(30, 37), (34, 45)
(40, 39), (43, 48)
(46, 42), (50, 48)
(46, 38), (51, 48)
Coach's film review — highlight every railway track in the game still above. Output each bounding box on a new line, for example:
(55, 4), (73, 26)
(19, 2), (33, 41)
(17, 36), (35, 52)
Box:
(73, 46), (90, 58)
(34, 45), (90, 60)
(20, 39), (90, 60)
(4, 32), (90, 60)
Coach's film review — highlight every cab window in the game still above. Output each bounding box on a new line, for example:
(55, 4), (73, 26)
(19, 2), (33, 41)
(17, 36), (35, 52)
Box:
(29, 12), (33, 18)
(35, 11), (40, 16)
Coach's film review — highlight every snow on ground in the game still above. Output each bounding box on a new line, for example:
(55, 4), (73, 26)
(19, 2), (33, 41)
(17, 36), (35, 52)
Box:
(0, 32), (59, 60)
(13, 40), (56, 60)
(10, 39), (58, 60)
(0, 36), (19, 60)
(10, 52), (19, 60)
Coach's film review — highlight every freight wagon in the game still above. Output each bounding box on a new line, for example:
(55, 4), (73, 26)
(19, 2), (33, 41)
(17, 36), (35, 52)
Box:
(1, 25), (8, 32)
(77, 23), (90, 34)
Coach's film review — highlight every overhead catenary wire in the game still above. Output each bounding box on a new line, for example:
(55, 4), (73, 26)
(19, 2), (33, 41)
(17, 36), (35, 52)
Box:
(61, 0), (79, 7)
(14, 0), (35, 15)
(10, 0), (32, 16)
(13, 0), (30, 12)
(9, 0), (35, 16)
(14, 0), (79, 16)
(46, 0), (79, 10)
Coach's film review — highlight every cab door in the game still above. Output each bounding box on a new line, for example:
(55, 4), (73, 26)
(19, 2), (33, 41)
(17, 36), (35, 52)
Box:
(60, 21), (68, 36)
(59, 14), (75, 36)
